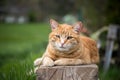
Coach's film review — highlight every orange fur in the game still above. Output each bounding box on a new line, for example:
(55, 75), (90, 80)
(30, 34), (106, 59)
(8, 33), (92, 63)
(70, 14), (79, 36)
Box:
(34, 19), (99, 66)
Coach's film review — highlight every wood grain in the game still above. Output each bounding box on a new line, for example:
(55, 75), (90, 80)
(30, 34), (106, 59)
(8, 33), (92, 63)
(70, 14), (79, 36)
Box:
(36, 64), (98, 80)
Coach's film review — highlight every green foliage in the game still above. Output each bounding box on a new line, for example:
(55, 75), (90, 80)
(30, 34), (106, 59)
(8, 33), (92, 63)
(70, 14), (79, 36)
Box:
(99, 65), (120, 80)
(0, 23), (49, 54)
(28, 11), (37, 22)
(0, 56), (35, 80)
(106, 0), (120, 24)
(0, 23), (50, 80)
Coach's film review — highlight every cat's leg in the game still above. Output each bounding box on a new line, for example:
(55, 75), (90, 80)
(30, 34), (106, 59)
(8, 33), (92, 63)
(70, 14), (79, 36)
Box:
(34, 58), (42, 66)
(34, 56), (54, 67)
(34, 57), (54, 73)
(42, 57), (54, 67)
(54, 58), (83, 66)
(34, 58), (42, 73)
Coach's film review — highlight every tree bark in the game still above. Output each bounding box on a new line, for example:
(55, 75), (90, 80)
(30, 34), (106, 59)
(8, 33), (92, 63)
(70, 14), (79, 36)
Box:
(36, 64), (98, 80)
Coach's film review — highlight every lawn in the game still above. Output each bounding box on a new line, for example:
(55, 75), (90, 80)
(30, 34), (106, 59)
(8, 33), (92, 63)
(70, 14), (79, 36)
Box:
(0, 23), (120, 80)
(0, 23), (50, 80)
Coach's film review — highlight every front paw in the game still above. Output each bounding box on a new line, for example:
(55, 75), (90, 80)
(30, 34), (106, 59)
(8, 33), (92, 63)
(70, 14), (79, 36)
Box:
(54, 59), (83, 66)
(34, 58), (42, 66)
(54, 59), (65, 66)
(42, 57), (54, 67)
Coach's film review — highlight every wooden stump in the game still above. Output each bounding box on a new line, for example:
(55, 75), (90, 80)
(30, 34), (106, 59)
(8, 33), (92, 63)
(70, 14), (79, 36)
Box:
(36, 64), (98, 80)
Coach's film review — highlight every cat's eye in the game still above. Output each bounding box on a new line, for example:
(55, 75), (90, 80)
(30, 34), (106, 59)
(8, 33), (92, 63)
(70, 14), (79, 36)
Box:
(67, 36), (73, 39)
(55, 35), (60, 38)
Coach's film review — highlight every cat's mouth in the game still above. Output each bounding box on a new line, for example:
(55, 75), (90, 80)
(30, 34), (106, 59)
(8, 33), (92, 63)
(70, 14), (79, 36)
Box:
(56, 46), (70, 52)
(53, 43), (71, 51)
(59, 46), (65, 48)
(59, 47), (66, 50)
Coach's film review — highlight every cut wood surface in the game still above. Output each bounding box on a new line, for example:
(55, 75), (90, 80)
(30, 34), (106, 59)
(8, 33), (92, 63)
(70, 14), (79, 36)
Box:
(36, 64), (98, 80)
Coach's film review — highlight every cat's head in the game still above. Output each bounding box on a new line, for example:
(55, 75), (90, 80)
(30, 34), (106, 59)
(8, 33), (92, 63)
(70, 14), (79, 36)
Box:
(49, 19), (83, 52)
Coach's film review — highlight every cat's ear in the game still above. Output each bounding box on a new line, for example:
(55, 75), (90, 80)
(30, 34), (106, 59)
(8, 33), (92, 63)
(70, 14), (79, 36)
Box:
(50, 19), (59, 30)
(73, 22), (83, 34)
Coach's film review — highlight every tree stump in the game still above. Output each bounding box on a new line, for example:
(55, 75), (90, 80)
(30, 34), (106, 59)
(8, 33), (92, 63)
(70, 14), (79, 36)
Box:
(36, 64), (98, 80)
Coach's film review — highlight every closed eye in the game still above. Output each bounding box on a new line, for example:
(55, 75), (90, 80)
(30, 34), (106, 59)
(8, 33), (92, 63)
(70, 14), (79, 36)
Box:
(67, 36), (73, 39)
(55, 35), (60, 38)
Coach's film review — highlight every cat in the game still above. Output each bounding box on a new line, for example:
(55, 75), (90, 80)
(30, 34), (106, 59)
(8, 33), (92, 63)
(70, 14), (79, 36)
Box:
(34, 19), (99, 67)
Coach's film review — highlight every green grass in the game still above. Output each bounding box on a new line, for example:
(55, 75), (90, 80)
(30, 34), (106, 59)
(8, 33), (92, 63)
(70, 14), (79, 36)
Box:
(99, 65), (120, 80)
(0, 23), (50, 80)
(0, 23), (119, 80)
(0, 55), (35, 80)
(0, 23), (50, 54)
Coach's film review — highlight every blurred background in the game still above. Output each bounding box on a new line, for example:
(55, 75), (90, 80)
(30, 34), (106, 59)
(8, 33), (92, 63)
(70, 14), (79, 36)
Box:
(0, 0), (120, 80)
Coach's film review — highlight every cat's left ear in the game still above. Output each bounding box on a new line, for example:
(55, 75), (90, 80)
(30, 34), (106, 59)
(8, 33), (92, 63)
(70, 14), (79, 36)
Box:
(50, 19), (59, 30)
(73, 22), (83, 34)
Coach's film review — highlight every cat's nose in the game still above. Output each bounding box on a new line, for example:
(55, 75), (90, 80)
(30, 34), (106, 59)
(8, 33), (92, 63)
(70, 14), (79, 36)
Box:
(60, 43), (64, 48)
(61, 43), (64, 47)
(60, 39), (66, 47)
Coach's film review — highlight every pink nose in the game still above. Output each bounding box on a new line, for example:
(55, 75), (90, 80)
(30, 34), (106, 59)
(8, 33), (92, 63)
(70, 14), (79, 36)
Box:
(60, 43), (64, 47)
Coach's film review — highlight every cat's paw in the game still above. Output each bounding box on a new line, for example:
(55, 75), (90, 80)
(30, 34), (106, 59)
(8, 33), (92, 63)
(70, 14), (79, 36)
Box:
(54, 59), (83, 66)
(42, 57), (54, 67)
(54, 59), (65, 66)
(34, 58), (42, 66)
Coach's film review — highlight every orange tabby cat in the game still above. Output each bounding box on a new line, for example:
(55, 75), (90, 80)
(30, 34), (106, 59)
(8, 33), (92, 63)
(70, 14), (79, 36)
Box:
(34, 19), (99, 67)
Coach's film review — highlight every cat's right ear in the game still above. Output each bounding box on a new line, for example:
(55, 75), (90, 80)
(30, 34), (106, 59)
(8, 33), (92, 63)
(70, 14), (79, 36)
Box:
(50, 19), (59, 30)
(73, 22), (83, 34)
